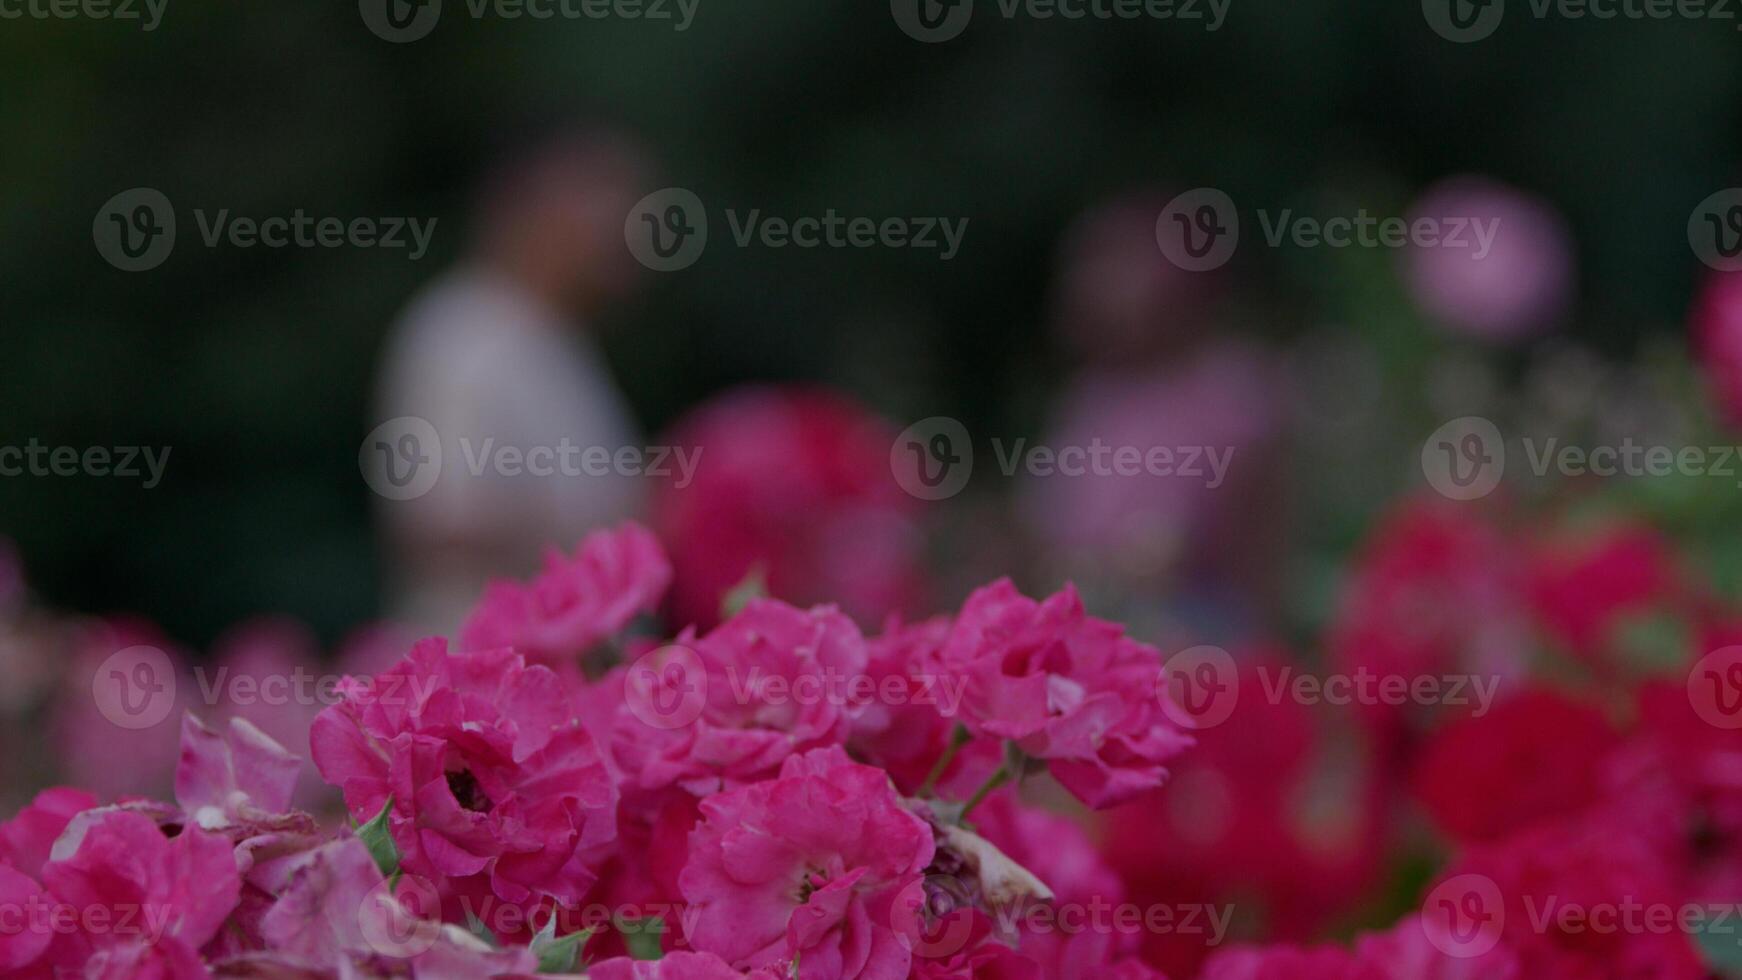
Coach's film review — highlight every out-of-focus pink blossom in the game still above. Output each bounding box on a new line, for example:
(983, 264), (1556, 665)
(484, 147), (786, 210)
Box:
(1690, 270), (1742, 429)
(652, 386), (926, 630)
(1402, 176), (1574, 342)
(461, 521), (671, 664)
(1411, 689), (1621, 845)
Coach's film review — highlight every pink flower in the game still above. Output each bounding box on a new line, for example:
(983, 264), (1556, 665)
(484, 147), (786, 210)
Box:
(847, 615), (962, 794)
(931, 580), (1191, 808)
(0, 787), (97, 879)
(652, 386), (926, 630)
(310, 638), (616, 907)
(1402, 176), (1573, 342)
(40, 809), (241, 978)
(1106, 654), (1383, 977)
(1690, 270), (1742, 429)
(1201, 944), (1372, 980)
(590, 950), (782, 978)
(54, 618), (191, 800)
(1329, 499), (1529, 734)
(1526, 522), (1682, 665)
(1352, 914), (1520, 980)
(233, 835), (539, 978)
(614, 599), (869, 795)
(206, 616), (327, 807)
(1411, 689), (1620, 845)
(679, 745), (934, 978)
(1443, 817), (1706, 979)
(461, 522), (672, 664)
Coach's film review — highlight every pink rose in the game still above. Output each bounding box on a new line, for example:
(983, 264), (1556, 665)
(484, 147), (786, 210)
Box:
(461, 522), (672, 664)
(931, 580), (1191, 808)
(41, 809), (241, 978)
(652, 386), (926, 630)
(679, 746), (934, 978)
(614, 599), (868, 795)
(0, 787), (97, 879)
(590, 950), (781, 978)
(310, 638), (616, 907)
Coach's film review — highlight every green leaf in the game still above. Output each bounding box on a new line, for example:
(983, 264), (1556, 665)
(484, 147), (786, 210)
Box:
(617, 913), (665, 961)
(1697, 921), (1742, 978)
(531, 915), (591, 974)
(356, 797), (399, 878)
(721, 565), (768, 620)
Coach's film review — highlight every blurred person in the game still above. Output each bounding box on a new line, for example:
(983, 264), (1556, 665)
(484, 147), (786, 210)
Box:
(1023, 191), (1288, 639)
(373, 126), (652, 638)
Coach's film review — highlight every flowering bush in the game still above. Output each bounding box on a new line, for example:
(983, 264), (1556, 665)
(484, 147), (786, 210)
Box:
(0, 524), (1188, 978)
(6, 484), (1742, 978)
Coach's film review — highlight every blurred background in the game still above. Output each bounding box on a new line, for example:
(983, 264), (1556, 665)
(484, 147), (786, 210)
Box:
(3, 0), (1740, 644)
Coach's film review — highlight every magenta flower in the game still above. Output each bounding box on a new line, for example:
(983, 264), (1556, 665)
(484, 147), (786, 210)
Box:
(590, 950), (783, 978)
(0, 787), (97, 880)
(679, 745), (934, 978)
(40, 809), (241, 978)
(310, 638), (617, 907)
(931, 580), (1191, 808)
(461, 521), (672, 663)
(614, 599), (869, 795)
(1402, 175), (1573, 342)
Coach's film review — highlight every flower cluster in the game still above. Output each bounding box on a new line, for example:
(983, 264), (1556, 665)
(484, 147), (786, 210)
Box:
(0, 523), (1187, 978)
(1107, 494), (1742, 978)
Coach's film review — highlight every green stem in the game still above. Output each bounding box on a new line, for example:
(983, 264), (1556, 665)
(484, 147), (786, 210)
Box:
(918, 725), (971, 797)
(957, 764), (1011, 821)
